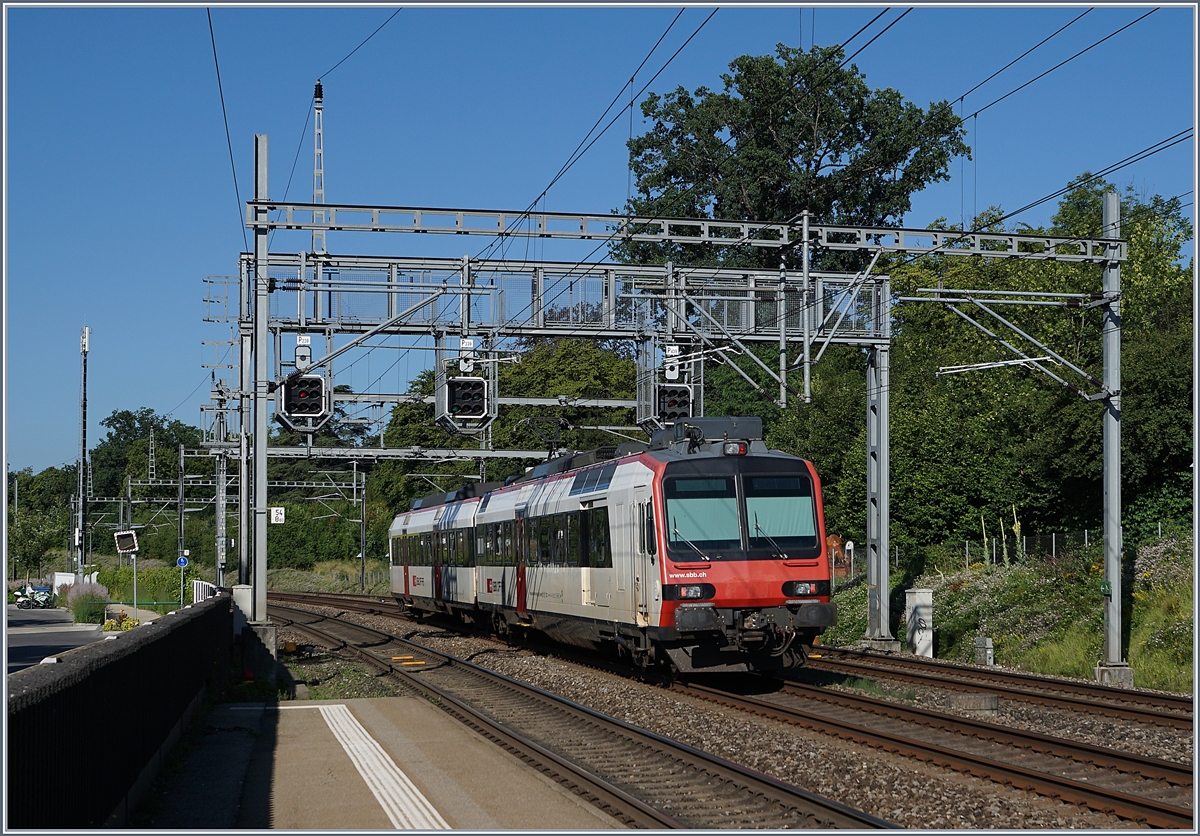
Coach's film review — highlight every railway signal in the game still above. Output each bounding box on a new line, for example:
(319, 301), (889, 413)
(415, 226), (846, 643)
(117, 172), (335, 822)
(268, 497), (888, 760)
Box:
(447, 377), (487, 418)
(656, 384), (692, 423)
(281, 374), (327, 418)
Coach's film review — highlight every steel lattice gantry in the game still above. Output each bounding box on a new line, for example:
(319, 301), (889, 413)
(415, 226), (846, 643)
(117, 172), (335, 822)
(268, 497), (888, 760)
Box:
(231, 134), (1125, 646)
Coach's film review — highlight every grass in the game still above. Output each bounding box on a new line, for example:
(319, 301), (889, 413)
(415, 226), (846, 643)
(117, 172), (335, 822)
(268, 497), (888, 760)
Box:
(826, 536), (1193, 693)
(268, 560), (391, 595)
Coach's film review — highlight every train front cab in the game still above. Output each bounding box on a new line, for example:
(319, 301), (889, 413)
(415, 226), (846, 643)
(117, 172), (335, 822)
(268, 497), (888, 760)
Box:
(650, 449), (837, 674)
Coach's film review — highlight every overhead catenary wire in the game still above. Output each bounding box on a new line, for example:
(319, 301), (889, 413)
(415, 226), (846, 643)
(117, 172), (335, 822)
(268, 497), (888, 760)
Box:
(955, 8), (1093, 104)
(474, 8), (704, 265)
(965, 8), (1158, 120)
(266, 7), (900, 386)
(274, 9), (404, 249)
(484, 8), (900, 336)
(455, 9), (913, 398)
(505, 11), (904, 308)
(206, 9), (248, 253)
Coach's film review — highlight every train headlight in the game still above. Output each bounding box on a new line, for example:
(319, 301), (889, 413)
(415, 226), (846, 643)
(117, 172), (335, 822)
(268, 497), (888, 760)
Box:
(721, 441), (748, 456)
(782, 580), (830, 596)
(664, 583), (716, 601)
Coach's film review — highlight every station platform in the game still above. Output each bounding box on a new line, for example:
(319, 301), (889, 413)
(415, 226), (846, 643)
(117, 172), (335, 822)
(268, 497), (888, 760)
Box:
(146, 692), (621, 830)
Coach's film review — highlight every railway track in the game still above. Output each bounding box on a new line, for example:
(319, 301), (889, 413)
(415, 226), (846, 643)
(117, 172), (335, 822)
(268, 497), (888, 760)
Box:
(806, 647), (1193, 730)
(270, 592), (1193, 827)
(268, 601), (894, 830)
(681, 678), (1193, 829)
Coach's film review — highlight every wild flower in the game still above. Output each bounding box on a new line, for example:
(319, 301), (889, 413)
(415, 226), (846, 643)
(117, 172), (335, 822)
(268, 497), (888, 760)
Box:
(66, 582), (110, 604)
(1133, 537), (1193, 590)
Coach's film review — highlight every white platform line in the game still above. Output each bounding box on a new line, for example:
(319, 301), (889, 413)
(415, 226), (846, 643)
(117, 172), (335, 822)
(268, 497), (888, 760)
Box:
(318, 704), (450, 830)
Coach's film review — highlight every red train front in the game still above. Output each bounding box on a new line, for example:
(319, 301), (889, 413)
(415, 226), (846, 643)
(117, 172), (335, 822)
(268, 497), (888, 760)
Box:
(640, 418), (835, 672)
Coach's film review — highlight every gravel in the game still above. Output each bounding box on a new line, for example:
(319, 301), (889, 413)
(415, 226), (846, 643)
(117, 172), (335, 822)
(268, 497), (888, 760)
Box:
(801, 668), (1194, 766)
(277, 605), (1190, 829)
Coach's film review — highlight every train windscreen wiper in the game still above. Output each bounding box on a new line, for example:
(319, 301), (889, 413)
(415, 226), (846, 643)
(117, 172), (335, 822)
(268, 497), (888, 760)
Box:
(754, 513), (789, 560)
(671, 517), (711, 561)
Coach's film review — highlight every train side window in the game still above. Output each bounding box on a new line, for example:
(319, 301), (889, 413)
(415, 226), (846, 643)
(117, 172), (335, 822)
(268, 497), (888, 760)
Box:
(646, 505), (657, 557)
(638, 505), (646, 554)
(591, 507), (612, 568)
(565, 512), (580, 566)
(556, 514), (569, 565)
(578, 512), (590, 568)
(597, 462), (617, 491)
(539, 517), (552, 565)
(582, 467), (602, 492)
(569, 470), (588, 495)
(502, 521), (513, 565)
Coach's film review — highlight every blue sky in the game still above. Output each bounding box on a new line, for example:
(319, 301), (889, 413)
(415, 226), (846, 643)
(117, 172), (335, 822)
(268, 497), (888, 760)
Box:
(4, 4), (1195, 474)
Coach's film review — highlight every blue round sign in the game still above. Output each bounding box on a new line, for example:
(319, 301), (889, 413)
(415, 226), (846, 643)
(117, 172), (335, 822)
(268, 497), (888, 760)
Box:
(177, 556), (189, 568)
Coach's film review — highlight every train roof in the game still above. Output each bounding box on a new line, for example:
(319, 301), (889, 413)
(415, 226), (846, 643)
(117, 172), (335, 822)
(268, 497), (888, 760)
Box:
(406, 417), (782, 513)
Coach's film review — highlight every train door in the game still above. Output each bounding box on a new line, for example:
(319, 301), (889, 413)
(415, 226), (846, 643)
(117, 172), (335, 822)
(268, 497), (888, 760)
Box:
(402, 538), (411, 600)
(515, 519), (529, 619)
(632, 489), (652, 627)
(613, 502), (628, 615)
(433, 529), (443, 604)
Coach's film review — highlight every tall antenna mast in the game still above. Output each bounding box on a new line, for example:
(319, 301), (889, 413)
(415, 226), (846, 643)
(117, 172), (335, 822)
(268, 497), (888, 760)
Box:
(313, 80), (326, 254)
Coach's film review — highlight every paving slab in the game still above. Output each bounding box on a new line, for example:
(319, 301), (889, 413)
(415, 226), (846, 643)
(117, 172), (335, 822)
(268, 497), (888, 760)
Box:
(151, 693), (622, 830)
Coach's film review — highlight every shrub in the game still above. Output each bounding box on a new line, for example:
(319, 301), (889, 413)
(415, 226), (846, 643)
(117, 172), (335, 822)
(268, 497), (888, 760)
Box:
(67, 581), (110, 624)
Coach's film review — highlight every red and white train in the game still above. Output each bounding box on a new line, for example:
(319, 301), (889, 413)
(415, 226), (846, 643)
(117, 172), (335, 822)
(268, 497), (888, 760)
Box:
(388, 417), (836, 673)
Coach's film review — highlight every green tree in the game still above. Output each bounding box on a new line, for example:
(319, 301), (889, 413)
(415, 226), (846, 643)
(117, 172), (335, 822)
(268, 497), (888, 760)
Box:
(613, 43), (968, 269)
(8, 504), (68, 580)
(91, 408), (203, 499)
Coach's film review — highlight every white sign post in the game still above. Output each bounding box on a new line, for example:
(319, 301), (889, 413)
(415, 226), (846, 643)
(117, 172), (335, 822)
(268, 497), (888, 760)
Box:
(178, 554), (189, 607)
(114, 531), (139, 625)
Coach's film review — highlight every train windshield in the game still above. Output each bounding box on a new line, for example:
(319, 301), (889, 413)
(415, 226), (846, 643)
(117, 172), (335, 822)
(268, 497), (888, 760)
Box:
(664, 476), (741, 551)
(662, 462), (821, 559)
(745, 475), (818, 550)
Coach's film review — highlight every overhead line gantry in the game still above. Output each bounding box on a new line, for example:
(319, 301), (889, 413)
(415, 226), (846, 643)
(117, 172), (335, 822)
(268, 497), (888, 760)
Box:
(218, 133), (1126, 675)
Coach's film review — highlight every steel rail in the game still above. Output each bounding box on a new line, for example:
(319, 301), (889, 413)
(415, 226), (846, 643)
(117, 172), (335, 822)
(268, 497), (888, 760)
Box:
(679, 681), (1193, 829)
(809, 648), (1193, 728)
(268, 602), (895, 830)
(770, 680), (1192, 785)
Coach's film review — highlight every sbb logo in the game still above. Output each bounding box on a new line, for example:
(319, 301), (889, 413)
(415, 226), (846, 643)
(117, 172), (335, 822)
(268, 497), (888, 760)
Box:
(486, 578), (503, 594)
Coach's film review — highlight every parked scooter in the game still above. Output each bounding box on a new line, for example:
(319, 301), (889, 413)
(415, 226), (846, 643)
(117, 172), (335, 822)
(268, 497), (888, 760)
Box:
(15, 588), (54, 609)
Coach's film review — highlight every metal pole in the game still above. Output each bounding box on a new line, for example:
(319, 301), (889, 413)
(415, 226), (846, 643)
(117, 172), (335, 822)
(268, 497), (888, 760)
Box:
(802, 210), (812, 402)
(356, 462), (364, 592)
(253, 134), (270, 623)
(239, 254), (252, 586)
(779, 257), (788, 406)
(359, 465), (367, 593)
(215, 400), (228, 587)
(178, 443), (185, 565)
(865, 342), (892, 640)
(10, 475), (16, 580)
(77, 326), (90, 581)
(1101, 191), (1126, 675)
